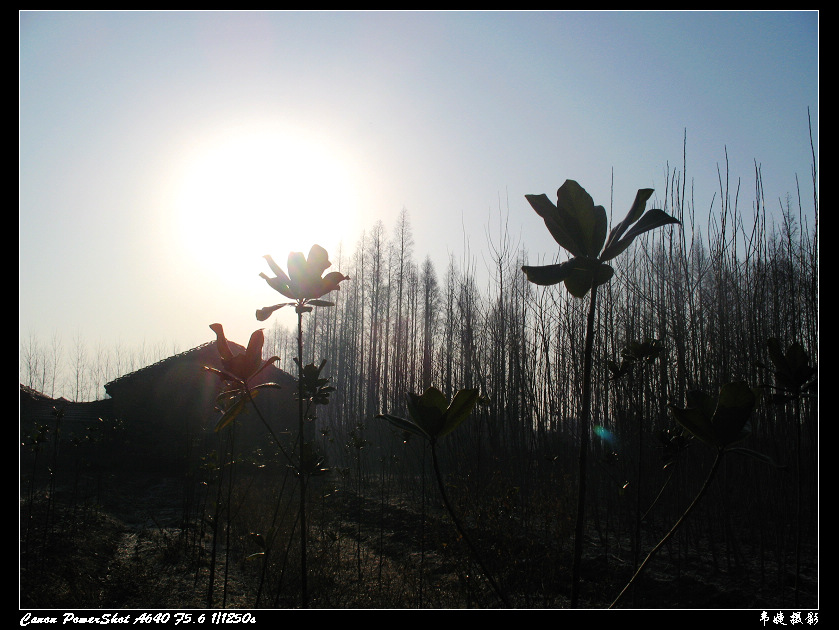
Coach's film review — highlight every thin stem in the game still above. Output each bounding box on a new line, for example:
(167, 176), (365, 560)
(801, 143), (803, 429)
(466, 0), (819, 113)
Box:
(571, 282), (599, 607)
(430, 440), (510, 607)
(610, 448), (724, 608)
(241, 382), (293, 468)
(297, 307), (308, 609)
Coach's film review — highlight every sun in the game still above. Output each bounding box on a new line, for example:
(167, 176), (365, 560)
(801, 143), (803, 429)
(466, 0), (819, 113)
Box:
(170, 123), (360, 288)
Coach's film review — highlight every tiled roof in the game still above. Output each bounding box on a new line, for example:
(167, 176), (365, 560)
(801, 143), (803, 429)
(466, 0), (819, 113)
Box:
(104, 341), (223, 390)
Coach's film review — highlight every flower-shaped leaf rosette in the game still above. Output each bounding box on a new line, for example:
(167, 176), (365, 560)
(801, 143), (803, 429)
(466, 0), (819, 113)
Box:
(763, 337), (817, 402)
(377, 387), (479, 443)
(205, 323), (281, 431)
(668, 381), (758, 450)
(522, 180), (680, 297)
(257, 244), (349, 319)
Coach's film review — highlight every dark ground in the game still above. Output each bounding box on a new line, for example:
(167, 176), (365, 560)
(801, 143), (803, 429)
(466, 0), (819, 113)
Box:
(20, 466), (818, 611)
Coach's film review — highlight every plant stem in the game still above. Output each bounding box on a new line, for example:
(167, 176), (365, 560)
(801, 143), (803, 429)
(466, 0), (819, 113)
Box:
(610, 448), (724, 608)
(430, 440), (510, 607)
(570, 282), (598, 607)
(297, 308), (308, 609)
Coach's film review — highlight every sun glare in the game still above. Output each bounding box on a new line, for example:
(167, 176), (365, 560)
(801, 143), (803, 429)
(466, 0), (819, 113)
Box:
(171, 125), (360, 288)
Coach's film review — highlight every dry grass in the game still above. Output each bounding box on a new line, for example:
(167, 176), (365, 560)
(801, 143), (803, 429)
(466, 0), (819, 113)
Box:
(19, 463), (818, 610)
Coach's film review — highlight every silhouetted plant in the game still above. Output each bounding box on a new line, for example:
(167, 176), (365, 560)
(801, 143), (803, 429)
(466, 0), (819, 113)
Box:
(206, 324), (283, 437)
(255, 244), (348, 608)
(759, 338), (817, 607)
(607, 338), (665, 582)
(522, 179), (679, 606)
(378, 386), (510, 607)
(610, 380), (765, 608)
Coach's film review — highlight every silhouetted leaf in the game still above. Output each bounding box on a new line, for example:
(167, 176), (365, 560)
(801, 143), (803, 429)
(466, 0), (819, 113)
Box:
(601, 208), (680, 261)
(602, 188), (654, 255)
(726, 447), (785, 468)
(256, 304), (289, 321)
(215, 395), (249, 432)
(712, 381), (756, 446)
(439, 388), (480, 437)
(525, 193), (588, 258)
(669, 382), (756, 449)
(563, 261), (613, 297)
(521, 260), (578, 286)
(376, 413), (430, 439)
(556, 180), (608, 258)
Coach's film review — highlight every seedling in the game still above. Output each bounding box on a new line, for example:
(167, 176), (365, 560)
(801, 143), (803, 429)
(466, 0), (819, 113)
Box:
(378, 387), (510, 607)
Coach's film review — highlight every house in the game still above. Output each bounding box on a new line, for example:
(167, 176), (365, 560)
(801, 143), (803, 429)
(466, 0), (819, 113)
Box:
(103, 340), (299, 473)
(20, 339), (300, 478)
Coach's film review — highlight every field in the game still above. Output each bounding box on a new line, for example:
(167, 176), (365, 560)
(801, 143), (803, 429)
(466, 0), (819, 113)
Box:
(20, 425), (817, 610)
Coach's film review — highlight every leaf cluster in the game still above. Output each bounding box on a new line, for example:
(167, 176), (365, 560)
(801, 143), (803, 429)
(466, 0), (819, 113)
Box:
(668, 381), (758, 450)
(212, 382), (283, 432)
(257, 244), (349, 319)
(759, 338), (817, 402)
(377, 387), (480, 443)
(522, 180), (679, 297)
(294, 358), (335, 407)
(607, 339), (664, 380)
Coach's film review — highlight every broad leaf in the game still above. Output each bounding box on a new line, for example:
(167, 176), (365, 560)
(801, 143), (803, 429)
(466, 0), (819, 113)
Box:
(407, 389), (447, 437)
(603, 188), (654, 254)
(376, 413), (430, 439)
(712, 381), (756, 446)
(256, 304), (288, 321)
(439, 388), (479, 437)
(556, 180), (608, 258)
(563, 261), (613, 298)
(215, 395), (249, 432)
(767, 338), (816, 391)
(669, 400), (717, 447)
(601, 208), (680, 261)
(521, 260), (578, 286)
(669, 383), (756, 448)
(525, 193), (588, 258)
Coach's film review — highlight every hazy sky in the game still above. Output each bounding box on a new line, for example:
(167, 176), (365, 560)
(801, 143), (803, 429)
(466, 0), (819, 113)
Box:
(19, 10), (818, 382)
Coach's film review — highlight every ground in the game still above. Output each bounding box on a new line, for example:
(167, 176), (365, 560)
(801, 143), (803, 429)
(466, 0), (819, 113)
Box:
(20, 469), (818, 610)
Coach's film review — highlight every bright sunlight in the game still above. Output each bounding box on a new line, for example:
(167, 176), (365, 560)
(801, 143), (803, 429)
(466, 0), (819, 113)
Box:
(170, 123), (361, 287)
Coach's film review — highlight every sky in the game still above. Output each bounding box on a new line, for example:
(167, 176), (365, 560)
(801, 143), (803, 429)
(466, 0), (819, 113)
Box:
(19, 10), (818, 394)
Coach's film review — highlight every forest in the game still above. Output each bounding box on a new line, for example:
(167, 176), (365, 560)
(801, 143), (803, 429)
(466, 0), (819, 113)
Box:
(20, 142), (818, 610)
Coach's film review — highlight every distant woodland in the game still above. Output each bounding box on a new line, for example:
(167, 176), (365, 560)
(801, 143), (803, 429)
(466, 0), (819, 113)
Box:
(20, 154), (818, 608)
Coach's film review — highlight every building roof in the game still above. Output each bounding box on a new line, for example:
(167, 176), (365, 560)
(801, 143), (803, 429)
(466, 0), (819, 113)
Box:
(104, 340), (294, 399)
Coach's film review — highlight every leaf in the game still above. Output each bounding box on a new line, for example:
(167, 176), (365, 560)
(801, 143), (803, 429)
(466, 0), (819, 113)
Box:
(256, 304), (288, 321)
(251, 382), (283, 393)
(556, 180), (607, 258)
(725, 447), (785, 468)
(712, 381), (756, 446)
(407, 388), (448, 437)
(563, 261), (613, 298)
(521, 260), (578, 286)
(602, 188), (654, 255)
(669, 401), (717, 447)
(439, 388), (479, 437)
(525, 193), (588, 258)
(307, 299), (335, 307)
(669, 383), (756, 449)
(767, 338), (815, 391)
(601, 208), (680, 261)
(376, 413), (430, 439)
(522, 258), (613, 297)
(215, 395), (249, 432)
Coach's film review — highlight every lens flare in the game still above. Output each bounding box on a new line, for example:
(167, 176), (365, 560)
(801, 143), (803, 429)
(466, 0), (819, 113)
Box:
(593, 425), (615, 444)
